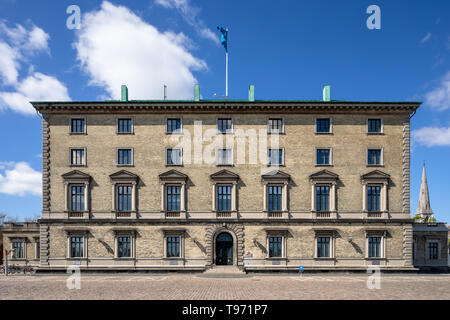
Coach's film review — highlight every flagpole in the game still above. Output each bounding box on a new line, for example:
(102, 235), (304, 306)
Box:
(226, 50), (228, 99)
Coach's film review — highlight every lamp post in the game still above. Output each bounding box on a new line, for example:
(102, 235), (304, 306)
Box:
(4, 249), (15, 276)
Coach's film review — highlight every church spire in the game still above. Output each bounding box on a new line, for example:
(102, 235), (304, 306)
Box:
(415, 162), (433, 218)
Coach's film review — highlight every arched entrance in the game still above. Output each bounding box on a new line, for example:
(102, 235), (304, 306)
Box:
(215, 232), (233, 265)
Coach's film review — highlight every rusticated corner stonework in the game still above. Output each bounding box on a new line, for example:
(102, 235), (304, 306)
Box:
(402, 115), (411, 215)
(42, 115), (51, 214)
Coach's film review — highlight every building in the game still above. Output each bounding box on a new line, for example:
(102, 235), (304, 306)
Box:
(25, 85), (425, 272)
(412, 164), (449, 271)
(1, 222), (40, 268)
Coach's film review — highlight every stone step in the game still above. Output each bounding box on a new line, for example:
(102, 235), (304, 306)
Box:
(204, 266), (245, 274)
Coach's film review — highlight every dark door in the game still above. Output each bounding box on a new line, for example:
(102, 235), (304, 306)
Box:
(215, 232), (233, 265)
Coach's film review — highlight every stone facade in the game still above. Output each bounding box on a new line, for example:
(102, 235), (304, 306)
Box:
(1, 222), (40, 267)
(413, 223), (449, 271)
(25, 98), (446, 272)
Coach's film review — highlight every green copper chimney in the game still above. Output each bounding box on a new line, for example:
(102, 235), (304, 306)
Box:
(249, 84), (255, 102)
(323, 85), (330, 102)
(121, 85), (128, 101)
(194, 84), (200, 101)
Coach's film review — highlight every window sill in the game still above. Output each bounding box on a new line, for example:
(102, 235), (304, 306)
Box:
(165, 164), (184, 167)
(165, 132), (184, 135)
(314, 257), (336, 260)
(69, 132), (87, 135)
(266, 257), (287, 261)
(116, 164), (134, 167)
(114, 257), (135, 260)
(315, 164), (333, 167)
(216, 164), (234, 167)
(267, 131), (285, 135)
(366, 132), (384, 135)
(366, 164), (384, 167)
(315, 132), (333, 135)
(163, 257), (184, 260)
(69, 164), (87, 168)
(116, 132), (134, 135)
(365, 257), (386, 260)
(66, 258), (88, 261)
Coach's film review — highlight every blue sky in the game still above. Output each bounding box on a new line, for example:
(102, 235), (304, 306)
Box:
(0, 0), (449, 222)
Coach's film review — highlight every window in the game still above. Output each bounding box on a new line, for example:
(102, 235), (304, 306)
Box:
(167, 148), (182, 166)
(315, 186), (330, 212)
(268, 118), (284, 134)
(166, 236), (180, 257)
(316, 118), (331, 133)
(368, 236), (381, 258)
(12, 241), (24, 259)
(268, 236), (282, 258)
(268, 148), (284, 166)
(316, 148), (331, 165)
(117, 236), (131, 258)
(166, 185), (181, 211)
(117, 118), (133, 133)
(367, 149), (382, 165)
(268, 185), (282, 212)
(70, 118), (85, 134)
(367, 186), (381, 212)
(217, 185), (232, 212)
(70, 148), (86, 166)
(117, 148), (133, 165)
(117, 185), (132, 211)
(317, 237), (330, 258)
(71, 185), (85, 211)
(428, 242), (438, 260)
(368, 119), (382, 133)
(70, 236), (84, 258)
(217, 148), (233, 166)
(167, 118), (182, 134)
(217, 118), (232, 133)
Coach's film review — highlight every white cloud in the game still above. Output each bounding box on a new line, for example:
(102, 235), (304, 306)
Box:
(0, 22), (49, 53)
(0, 72), (70, 114)
(0, 22), (70, 115)
(412, 126), (450, 147)
(424, 71), (450, 111)
(0, 162), (41, 197)
(155, 0), (220, 45)
(420, 32), (431, 44)
(0, 41), (20, 84)
(74, 1), (207, 100)
(26, 26), (50, 52)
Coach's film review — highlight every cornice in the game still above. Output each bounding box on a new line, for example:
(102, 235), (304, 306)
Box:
(31, 101), (421, 114)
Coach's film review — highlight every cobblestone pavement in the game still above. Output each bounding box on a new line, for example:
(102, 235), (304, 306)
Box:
(0, 273), (449, 300)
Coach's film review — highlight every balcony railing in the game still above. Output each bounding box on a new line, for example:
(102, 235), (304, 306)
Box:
(316, 211), (331, 218)
(165, 211), (181, 218)
(116, 212), (131, 218)
(68, 211), (85, 218)
(367, 212), (382, 218)
(216, 211), (232, 218)
(268, 211), (283, 218)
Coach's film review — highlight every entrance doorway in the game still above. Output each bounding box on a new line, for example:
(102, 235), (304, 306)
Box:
(215, 232), (233, 265)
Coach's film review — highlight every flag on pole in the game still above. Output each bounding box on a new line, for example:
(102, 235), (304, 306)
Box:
(217, 26), (228, 52)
